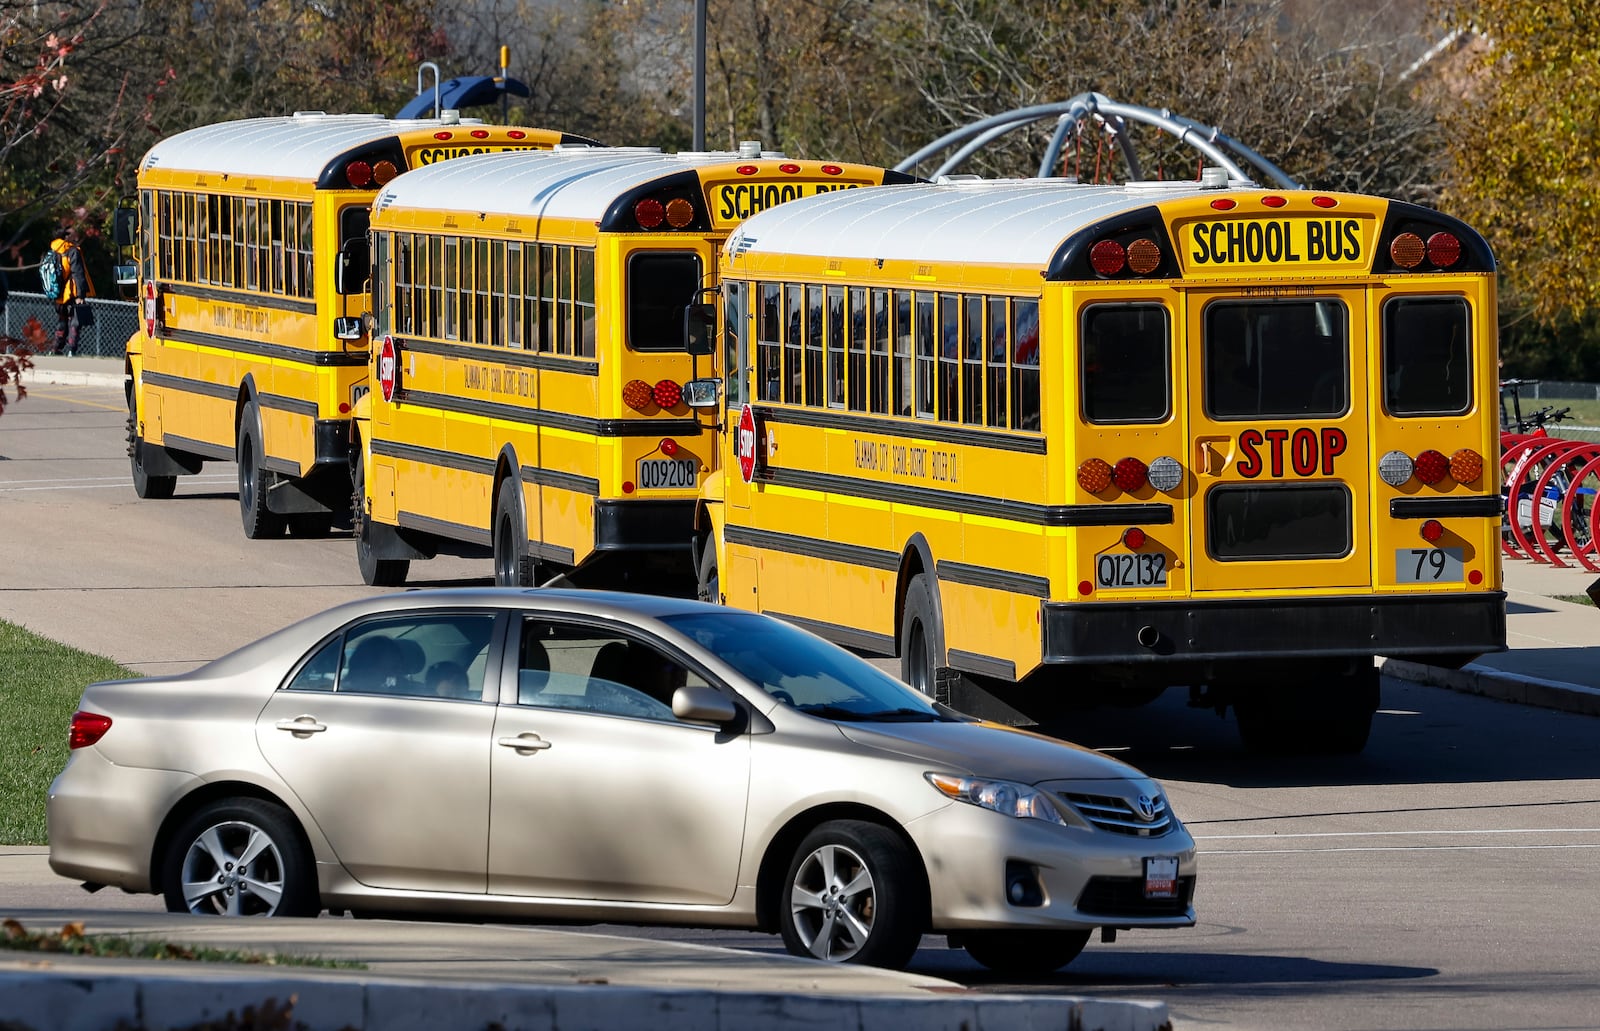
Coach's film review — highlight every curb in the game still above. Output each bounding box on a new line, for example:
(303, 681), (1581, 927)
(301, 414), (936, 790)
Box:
(21, 367), (125, 389)
(0, 967), (1172, 1031)
(1381, 658), (1600, 717)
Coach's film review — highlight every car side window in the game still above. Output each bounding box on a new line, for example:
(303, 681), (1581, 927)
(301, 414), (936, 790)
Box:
(287, 613), (497, 700)
(515, 618), (709, 721)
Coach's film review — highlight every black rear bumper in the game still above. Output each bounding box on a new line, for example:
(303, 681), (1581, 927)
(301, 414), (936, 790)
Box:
(1042, 591), (1506, 665)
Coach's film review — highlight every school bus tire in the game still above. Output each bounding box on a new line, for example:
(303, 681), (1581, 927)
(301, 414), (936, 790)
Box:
(127, 393), (176, 500)
(900, 573), (944, 697)
(696, 537), (720, 605)
(237, 400), (286, 540)
(493, 477), (536, 588)
(353, 454), (408, 588)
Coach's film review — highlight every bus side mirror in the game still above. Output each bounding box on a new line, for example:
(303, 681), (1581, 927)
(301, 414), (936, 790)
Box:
(683, 378), (719, 409)
(336, 237), (370, 296)
(112, 206), (136, 248)
(684, 302), (716, 356)
(114, 263), (138, 287)
(334, 316), (365, 341)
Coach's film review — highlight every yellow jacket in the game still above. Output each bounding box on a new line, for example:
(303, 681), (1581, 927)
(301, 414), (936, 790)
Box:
(49, 238), (96, 303)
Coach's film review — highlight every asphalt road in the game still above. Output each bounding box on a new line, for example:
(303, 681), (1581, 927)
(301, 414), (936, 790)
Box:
(5, 383), (1600, 1030)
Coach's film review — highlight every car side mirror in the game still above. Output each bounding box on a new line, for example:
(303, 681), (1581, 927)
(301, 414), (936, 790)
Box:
(683, 302), (715, 356)
(672, 685), (737, 725)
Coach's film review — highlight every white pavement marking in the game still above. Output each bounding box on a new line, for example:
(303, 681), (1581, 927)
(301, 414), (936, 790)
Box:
(1202, 843), (1600, 854)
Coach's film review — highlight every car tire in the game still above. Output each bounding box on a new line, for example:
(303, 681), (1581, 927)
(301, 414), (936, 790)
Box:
(127, 394), (177, 500)
(961, 928), (1091, 974)
(237, 401), (285, 539)
(900, 573), (941, 697)
(161, 798), (318, 918)
(778, 819), (924, 969)
(353, 452), (408, 587)
(696, 537), (719, 604)
(493, 477), (535, 587)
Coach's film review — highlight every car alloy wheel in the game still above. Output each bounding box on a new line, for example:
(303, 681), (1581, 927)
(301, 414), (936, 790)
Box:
(789, 841), (879, 961)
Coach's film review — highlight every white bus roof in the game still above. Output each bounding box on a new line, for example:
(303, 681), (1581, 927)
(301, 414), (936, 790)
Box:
(138, 113), (494, 179)
(724, 178), (1246, 268)
(373, 147), (771, 223)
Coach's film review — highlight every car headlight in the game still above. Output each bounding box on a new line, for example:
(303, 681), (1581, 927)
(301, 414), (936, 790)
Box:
(925, 772), (1069, 826)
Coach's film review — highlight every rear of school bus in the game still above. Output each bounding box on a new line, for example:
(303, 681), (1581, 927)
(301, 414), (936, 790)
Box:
(356, 146), (914, 589)
(1046, 182), (1503, 752)
(124, 114), (587, 538)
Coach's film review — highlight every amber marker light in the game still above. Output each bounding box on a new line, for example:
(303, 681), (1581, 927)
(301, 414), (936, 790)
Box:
(1077, 458), (1113, 493)
(623, 379), (654, 411)
(1449, 448), (1483, 484)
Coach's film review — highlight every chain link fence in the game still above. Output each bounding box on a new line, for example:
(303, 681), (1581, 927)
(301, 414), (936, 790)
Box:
(2, 291), (137, 359)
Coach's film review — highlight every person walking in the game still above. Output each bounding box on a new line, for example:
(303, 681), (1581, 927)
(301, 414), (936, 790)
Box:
(47, 229), (95, 355)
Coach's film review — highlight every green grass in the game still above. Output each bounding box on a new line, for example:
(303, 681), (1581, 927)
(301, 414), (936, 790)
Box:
(0, 621), (138, 845)
(1, 918), (362, 969)
(1554, 594), (1597, 607)
(1504, 395), (1600, 427)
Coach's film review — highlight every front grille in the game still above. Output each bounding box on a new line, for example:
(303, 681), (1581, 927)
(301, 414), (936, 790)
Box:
(1060, 791), (1173, 836)
(1077, 875), (1196, 918)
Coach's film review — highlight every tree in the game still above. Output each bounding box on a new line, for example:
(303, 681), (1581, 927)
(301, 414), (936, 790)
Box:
(1440, 2), (1600, 333)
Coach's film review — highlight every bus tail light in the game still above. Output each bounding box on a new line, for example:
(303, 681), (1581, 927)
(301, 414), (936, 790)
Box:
(659, 437), (680, 457)
(1413, 449), (1451, 485)
(373, 160), (399, 186)
(1427, 232), (1461, 268)
(1122, 527), (1146, 549)
(1089, 240), (1126, 276)
(1077, 458), (1113, 493)
(1389, 232), (1426, 269)
(1112, 457), (1148, 492)
(1147, 456), (1183, 492)
(1379, 450), (1415, 486)
(665, 198), (695, 228)
(623, 379), (654, 411)
(1126, 239), (1162, 275)
(1449, 448), (1483, 483)
(1420, 519), (1445, 542)
(634, 199), (666, 230)
(70, 711), (112, 750)
(345, 161), (374, 188)
(652, 380), (682, 408)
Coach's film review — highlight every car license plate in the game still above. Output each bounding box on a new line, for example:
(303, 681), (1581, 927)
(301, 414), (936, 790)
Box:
(637, 457), (698, 491)
(1394, 547), (1464, 583)
(1143, 856), (1179, 899)
(1096, 550), (1167, 589)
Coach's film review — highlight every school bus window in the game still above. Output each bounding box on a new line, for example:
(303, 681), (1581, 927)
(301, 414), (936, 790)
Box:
(576, 248), (596, 357)
(914, 292), (936, 419)
(847, 286), (868, 412)
(519, 243), (538, 351)
(441, 237), (459, 340)
(782, 283), (803, 403)
(1205, 299), (1348, 420)
(1383, 296), (1472, 417)
(937, 293), (961, 421)
(757, 282), (781, 402)
(962, 295), (983, 425)
(627, 250), (700, 352)
(194, 195), (210, 285)
(505, 243), (523, 349)
(723, 280), (745, 406)
(984, 296), (1009, 428)
(869, 288), (891, 415)
(894, 291), (914, 417)
(1207, 484), (1352, 561)
(157, 193), (173, 279)
(298, 204), (314, 297)
(1011, 298), (1040, 431)
(801, 284), (822, 406)
(1081, 304), (1172, 424)
(374, 233), (392, 336)
(823, 285), (845, 408)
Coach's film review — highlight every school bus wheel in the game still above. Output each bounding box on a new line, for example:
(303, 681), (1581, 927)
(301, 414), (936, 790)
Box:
(127, 392), (176, 501)
(899, 574), (943, 698)
(237, 400), (286, 540)
(696, 539), (720, 605)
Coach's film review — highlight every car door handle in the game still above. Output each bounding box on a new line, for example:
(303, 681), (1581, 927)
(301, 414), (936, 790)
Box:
(275, 716), (327, 735)
(497, 733), (553, 753)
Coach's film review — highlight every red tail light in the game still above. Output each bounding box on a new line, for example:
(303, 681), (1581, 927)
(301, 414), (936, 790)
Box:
(70, 711), (112, 750)
(507, 130), (527, 140)
(821, 164), (843, 175)
(1427, 232), (1461, 268)
(779, 163), (801, 174)
(1312, 196), (1338, 208)
(1122, 527), (1147, 549)
(346, 161), (374, 188)
(1112, 457), (1149, 492)
(659, 438), (680, 457)
(623, 379), (654, 411)
(1210, 198), (1236, 211)
(1261, 195), (1287, 208)
(433, 131), (454, 141)
(1420, 519), (1445, 542)
(634, 199), (666, 229)
(652, 380), (682, 408)
(470, 129), (490, 139)
(1413, 449), (1451, 485)
(1089, 240), (1126, 276)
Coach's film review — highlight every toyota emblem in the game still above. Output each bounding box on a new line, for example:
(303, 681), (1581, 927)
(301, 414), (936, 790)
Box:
(1134, 794), (1157, 821)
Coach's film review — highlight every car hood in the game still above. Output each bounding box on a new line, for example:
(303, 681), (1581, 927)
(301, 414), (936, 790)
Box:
(835, 719), (1143, 783)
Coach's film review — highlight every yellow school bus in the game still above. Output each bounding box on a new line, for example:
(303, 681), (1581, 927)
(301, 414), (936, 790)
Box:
(124, 113), (594, 537)
(696, 173), (1504, 753)
(355, 145), (916, 588)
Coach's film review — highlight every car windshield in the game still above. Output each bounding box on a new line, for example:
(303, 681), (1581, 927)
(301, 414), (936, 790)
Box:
(660, 611), (955, 722)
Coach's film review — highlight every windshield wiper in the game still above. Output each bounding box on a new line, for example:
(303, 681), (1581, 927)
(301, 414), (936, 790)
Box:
(798, 704), (941, 722)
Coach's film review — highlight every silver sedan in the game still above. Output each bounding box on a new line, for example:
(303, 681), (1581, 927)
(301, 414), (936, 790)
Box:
(48, 589), (1196, 972)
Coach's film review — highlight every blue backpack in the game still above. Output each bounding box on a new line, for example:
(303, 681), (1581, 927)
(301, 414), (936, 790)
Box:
(40, 248), (65, 302)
